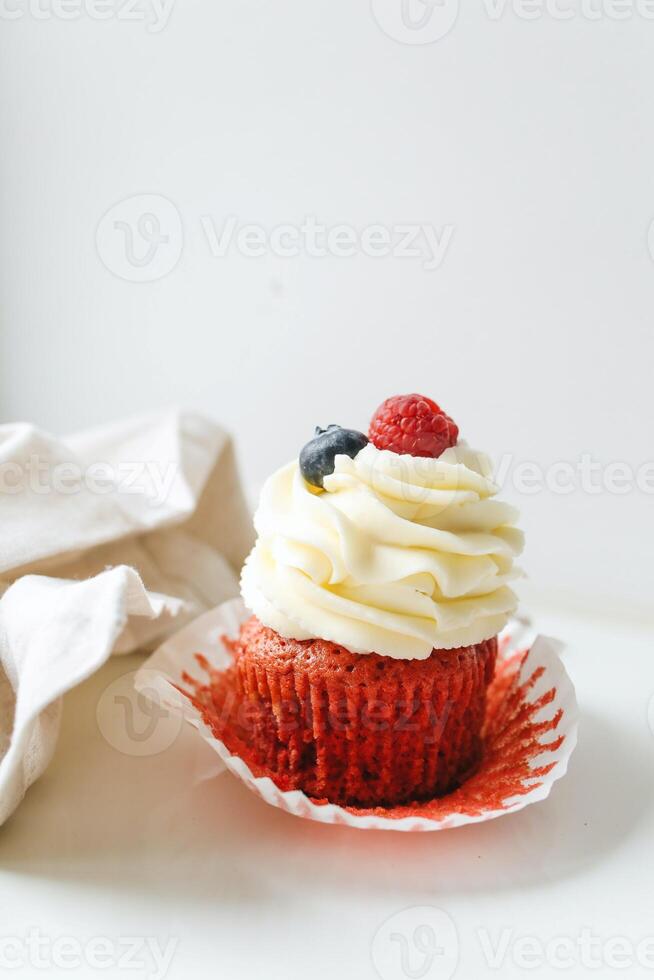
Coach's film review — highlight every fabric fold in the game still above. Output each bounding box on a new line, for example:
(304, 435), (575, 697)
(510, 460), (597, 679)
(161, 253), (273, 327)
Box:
(0, 409), (254, 827)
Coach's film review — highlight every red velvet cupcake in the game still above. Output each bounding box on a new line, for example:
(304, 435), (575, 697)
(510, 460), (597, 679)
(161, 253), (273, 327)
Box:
(194, 617), (496, 806)
(230, 394), (523, 808)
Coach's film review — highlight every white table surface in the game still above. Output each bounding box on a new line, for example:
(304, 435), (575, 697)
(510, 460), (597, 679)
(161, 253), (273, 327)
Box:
(1, 601), (653, 980)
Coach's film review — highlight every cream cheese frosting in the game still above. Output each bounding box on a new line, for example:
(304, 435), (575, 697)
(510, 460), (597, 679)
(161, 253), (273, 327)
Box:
(241, 442), (523, 660)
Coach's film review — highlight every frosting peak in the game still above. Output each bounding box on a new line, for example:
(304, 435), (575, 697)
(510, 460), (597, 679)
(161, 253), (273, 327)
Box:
(241, 442), (523, 659)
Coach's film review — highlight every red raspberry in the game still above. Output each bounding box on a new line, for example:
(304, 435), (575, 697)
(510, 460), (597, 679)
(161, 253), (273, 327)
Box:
(368, 393), (459, 458)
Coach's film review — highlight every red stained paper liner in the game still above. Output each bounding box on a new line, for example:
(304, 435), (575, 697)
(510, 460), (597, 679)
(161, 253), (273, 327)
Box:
(135, 599), (578, 832)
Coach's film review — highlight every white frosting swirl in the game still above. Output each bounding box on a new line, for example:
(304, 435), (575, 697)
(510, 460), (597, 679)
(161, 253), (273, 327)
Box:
(241, 442), (523, 660)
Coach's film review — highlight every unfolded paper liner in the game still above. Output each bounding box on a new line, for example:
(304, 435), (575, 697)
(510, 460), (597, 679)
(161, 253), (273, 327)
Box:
(136, 598), (578, 832)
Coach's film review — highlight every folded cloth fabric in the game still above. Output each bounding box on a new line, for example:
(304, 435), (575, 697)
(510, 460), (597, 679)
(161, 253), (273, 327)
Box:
(0, 410), (254, 827)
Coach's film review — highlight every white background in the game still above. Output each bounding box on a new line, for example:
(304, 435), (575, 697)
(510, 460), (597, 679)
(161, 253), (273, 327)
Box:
(1, 1), (654, 616)
(2, 4), (654, 977)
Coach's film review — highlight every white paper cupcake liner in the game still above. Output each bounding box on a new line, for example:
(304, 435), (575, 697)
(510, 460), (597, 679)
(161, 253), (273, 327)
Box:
(135, 598), (578, 832)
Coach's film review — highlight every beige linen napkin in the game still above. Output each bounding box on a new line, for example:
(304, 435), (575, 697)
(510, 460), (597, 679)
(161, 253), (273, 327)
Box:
(0, 410), (254, 827)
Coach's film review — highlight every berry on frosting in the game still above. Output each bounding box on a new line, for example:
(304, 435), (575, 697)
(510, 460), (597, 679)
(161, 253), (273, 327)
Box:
(299, 425), (369, 489)
(368, 393), (458, 458)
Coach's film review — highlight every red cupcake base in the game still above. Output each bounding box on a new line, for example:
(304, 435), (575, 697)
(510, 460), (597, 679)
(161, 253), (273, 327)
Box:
(135, 599), (578, 831)
(180, 617), (497, 808)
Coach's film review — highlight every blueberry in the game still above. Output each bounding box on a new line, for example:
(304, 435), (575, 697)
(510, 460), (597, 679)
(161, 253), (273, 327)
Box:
(299, 425), (369, 489)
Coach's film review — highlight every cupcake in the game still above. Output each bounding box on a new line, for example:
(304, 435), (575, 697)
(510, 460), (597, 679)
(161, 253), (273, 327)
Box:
(226, 394), (522, 807)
